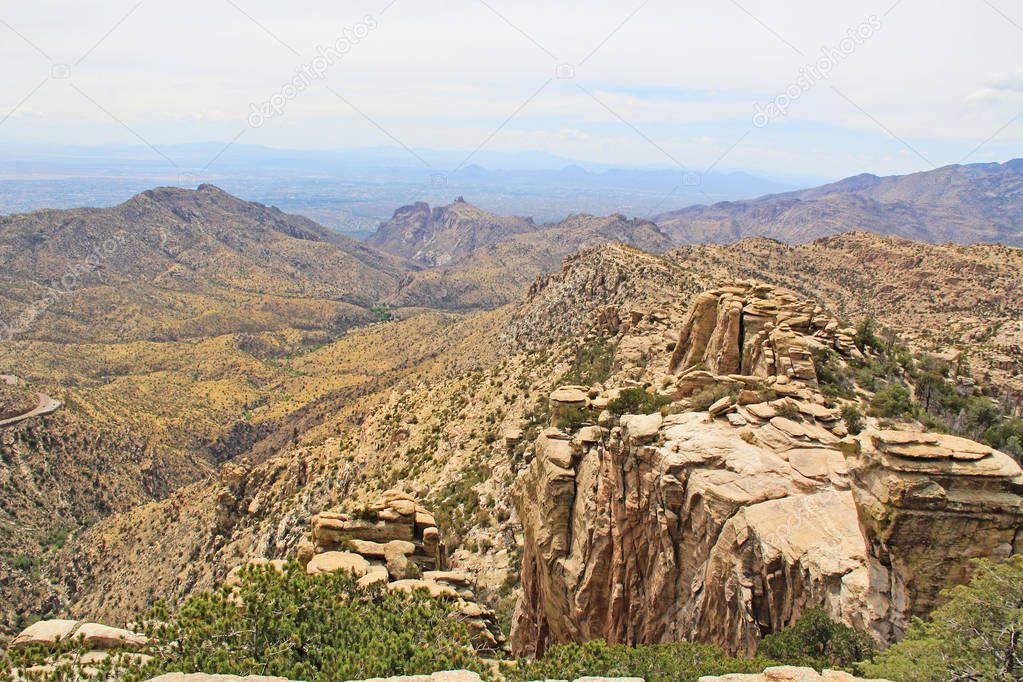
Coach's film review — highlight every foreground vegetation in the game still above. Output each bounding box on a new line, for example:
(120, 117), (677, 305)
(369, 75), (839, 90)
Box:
(4, 541), (1023, 681)
(4, 563), (486, 682)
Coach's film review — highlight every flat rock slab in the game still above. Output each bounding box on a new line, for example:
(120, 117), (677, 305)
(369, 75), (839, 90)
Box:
(305, 551), (370, 577)
(550, 386), (589, 405)
(621, 413), (663, 442)
(11, 619), (79, 648)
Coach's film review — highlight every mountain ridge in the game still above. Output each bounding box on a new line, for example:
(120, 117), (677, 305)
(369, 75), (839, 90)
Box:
(654, 159), (1023, 246)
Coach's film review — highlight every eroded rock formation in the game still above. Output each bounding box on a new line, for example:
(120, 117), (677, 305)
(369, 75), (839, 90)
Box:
(290, 491), (504, 653)
(511, 283), (1023, 657)
(669, 283), (859, 384)
(847, 430), (1023, 637)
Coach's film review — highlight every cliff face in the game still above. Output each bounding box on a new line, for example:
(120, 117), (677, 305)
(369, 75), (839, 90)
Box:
(511, 283), (1023, 657)
(848, 430), (1023, 635)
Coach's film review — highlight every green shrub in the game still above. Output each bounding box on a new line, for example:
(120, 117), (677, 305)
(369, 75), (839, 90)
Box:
(562, 337), (616, 387)
(137, 563), (484, 682)
(841, 404), (865, 435)
(869, 383), (917, 420)
(853, 317), (885, 354)
(862, 555), (1023, 681)
(774, 402), (804, 422)
(812, 347), (856, 400)
(688, 384), (736, 411)
(758, 608), (875, 671)
(554, 406), (592, 431)
(508, 640), (776, 682)
(608, 387), (672, 416)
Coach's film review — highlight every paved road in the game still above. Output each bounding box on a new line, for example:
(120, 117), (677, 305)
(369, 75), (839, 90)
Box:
(0, 391), (62, 427)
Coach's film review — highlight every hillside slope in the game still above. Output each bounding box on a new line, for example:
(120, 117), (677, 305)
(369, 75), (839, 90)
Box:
(655, 159), (1023, 246)
(0, 184), (414, 345)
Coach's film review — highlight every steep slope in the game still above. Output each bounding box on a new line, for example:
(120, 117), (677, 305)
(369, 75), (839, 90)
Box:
(27, 243), (1022, 663)
(0, 406), (205, 633)
(655, 159), (1023, 246)
(39, 244), (691, 633)
(512, 282), (1022, 657)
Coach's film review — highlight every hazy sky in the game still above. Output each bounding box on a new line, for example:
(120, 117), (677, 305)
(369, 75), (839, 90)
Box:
(2, 0), (1022, 179)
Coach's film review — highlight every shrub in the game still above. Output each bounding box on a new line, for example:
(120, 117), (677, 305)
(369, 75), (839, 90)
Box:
(562, 337), (616, 387)
(841, 404), (865, 435)
(608, 388), (672, 416)
(508, 640), (776, 682)
(688, 384), (736, 411)
(136, 563), (484, 682)
(554, 406), (592, 431)
(854, 317), (884, 354)
(862, 555), (1023, 681)
(812, 347), (856, 400)
(774, 402), (804, 422)
(869, 383), (916, 420)
(758, 608), (875, 671)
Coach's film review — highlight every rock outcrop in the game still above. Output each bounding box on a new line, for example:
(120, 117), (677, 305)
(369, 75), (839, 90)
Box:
(288, 492), (504, 653)
(511, 283), (1023, 657)
(847, 430), (1023, 637)
(669, 283), (859, 386)
(7, 618), (151, 680)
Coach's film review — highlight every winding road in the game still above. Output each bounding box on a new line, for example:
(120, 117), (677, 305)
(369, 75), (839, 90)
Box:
(0, 375), (62, 427)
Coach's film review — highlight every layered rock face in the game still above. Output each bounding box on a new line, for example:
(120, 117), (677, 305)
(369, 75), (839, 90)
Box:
(511, 409), (880, 657)
(847, 431), (1023, 637)
(668, 283), (859, 382)
(511, 282), (1023, 657)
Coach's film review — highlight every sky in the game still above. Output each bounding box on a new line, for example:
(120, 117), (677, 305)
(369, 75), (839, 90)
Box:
(1, 0), (1022, 180)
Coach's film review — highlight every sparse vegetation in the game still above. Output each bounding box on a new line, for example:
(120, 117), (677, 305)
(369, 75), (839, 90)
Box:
(688, 384), (737, 411)
(774, 401), (804, 422)
(561, 337), (616, 387)
(841, 404), (865, 435)
(607, 387), (673, 416)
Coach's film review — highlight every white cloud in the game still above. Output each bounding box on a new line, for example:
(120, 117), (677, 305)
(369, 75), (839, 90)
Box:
(0, 0), (1020, 177)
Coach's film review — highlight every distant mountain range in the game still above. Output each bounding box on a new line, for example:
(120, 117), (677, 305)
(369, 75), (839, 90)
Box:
(654, 159), (1023, 246)
(0, 142), (798, 230)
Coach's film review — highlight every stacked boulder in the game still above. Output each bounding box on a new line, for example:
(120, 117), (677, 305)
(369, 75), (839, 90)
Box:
(292, 491), (505, 653)
(668, 282), (860, 396)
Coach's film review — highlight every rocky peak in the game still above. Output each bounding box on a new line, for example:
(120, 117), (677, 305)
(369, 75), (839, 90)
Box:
(510, 282), (1023, 657)
(669, 281), (859, 385)
(367, 200), (536, 267)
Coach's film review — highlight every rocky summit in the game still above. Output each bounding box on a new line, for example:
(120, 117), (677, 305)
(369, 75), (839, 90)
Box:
(511, 282), (1022, 656)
